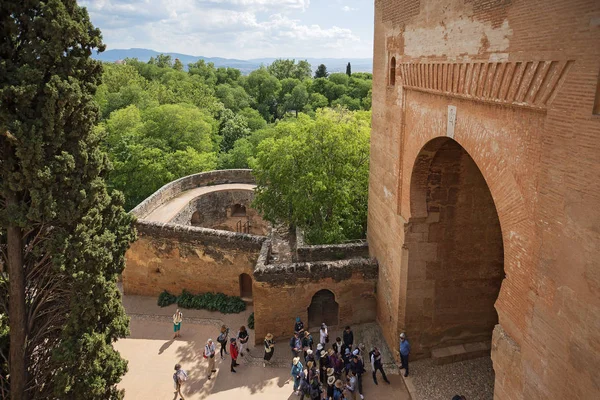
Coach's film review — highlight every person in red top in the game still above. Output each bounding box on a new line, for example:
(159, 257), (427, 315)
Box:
(230, 337), (239, 373)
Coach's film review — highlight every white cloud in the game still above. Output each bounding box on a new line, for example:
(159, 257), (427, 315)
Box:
(342, 6), (357, 12)
(81, 0), (370, 58)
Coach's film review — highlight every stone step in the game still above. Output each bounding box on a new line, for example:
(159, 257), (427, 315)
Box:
(431, 341), (491, 365)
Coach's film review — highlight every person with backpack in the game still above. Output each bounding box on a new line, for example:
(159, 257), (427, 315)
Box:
(370, 346), (390, 385)
(345, 370), (357, 400)
(237, 325), (250, 356)
(172, 309), (183, 339)
(203, 338), (217, 380)
(263, 333), (275, 367)
(309, 375), (322, 400)
(173, 363), (188, 400)
(291, 357), (304, 395)
(290, 332), (302, 358)
(217, 325), (229, 359)
(333, 379), (345, 400)
(294, 316), (305, 336)
(230, 337), (239, 373)
(302, 330), (314, 362)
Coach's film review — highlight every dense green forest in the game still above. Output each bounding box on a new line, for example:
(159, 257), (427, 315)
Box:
(97, 55), (372, 243)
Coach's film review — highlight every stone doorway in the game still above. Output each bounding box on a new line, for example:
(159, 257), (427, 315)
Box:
(239, 273), (253, 299)
(308, 289), (339, 329)
(405, 137), (505, 361)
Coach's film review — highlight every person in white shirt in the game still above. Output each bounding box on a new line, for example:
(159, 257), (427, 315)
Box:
(203, 339), (217, 379)
(370, 346), (390, 385)
(173, 309), (183, 339)
(173, 363), (188, 399)
(319, 323), (328, 345)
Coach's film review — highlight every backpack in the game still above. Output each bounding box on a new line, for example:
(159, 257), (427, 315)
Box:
(217, 332), (226, 343)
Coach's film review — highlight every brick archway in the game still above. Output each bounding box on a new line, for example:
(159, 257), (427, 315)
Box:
(405, 137), (505, 358)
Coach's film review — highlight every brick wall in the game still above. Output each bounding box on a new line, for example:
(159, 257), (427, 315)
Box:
(371, 0), (600, 398)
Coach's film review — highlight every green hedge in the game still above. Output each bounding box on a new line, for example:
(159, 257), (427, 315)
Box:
(157, 290), (246, 314)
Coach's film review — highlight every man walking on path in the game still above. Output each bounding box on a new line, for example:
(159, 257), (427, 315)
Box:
(399, 332), (411, 377)
(350, 353), (365, 399)
(343, 326), (354, 354)
(291, 357), (304, 395)
(173, 363), (188, 400)
(204, 339), (217, 380)
(230, 338), (239, 373)
(173, 309), (183, 339)
(370, 346), (390, 385)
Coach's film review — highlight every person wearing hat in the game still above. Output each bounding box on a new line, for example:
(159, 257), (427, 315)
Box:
(294, 316), (305, 336)
(319, 348), (329, 384)
(172, 309), (183, 339)
(173, 363), (188, 400)
(350, 353), (365, 399)
(302, 330), (314, 362)
(333, 379), (344, 400)
(326, 368), (336, 399)
(263, 333), (275, 367)
(319, 322), (329, 345)
(370, 346), (390, 385)
(290, 332), (302, 358)
(309, 374), (322, 400)
(203, 338), (217, 379)
(290, 357), (304, 395)
(229, 337), (239, 373)
(399, 332), (411, 377)
(331, 350), (344, 378)
(343, 348), (352, 375)
(316, 343), (323, 371)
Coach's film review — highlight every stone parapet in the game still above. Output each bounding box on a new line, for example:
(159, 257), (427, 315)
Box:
(295, 227), (370, 262)
(131, 169), (255, 219)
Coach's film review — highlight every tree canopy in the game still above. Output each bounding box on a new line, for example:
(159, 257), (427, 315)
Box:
(252, 108), (371, 244)
(0, 1), (135, 398)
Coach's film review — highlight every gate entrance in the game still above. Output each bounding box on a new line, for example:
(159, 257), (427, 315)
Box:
(239, 273), (253, 299)
(308, 289), (339, 328)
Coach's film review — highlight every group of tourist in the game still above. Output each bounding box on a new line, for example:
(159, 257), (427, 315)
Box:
(286, 318), (399, 399)
(170, 309), (411, 400)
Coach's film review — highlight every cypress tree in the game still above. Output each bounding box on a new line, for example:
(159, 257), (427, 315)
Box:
(346, 62), (352, 76)
(0, 1), (136, 398)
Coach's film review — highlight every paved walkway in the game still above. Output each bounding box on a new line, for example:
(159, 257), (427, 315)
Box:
(116, 294), (410, 399)
(142, 183), (256, 222)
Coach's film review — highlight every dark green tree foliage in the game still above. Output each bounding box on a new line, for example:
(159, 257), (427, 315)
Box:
(0, 1), (136, 399)
(314, 64), (329, 78)
(253, 108), (370, 244)
(346, 62), (352, 76)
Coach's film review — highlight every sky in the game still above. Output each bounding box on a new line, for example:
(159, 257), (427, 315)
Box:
(80, 0), (375, 60)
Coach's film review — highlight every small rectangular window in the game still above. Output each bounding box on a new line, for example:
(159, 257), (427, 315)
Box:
(594, 69), (600, 115)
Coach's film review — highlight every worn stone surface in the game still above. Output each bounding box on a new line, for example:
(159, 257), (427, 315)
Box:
(371, 1), (600, 399)
(123, 223), (265, 297)
(295, 227), (369, 262)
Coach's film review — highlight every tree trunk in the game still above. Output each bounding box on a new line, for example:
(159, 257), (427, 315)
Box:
(6, 193), (27, 400)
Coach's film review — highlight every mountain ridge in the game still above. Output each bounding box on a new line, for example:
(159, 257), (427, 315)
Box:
(92, 48), (372, 74)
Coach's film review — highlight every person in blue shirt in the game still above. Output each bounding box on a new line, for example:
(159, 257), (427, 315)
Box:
(290, 357), (304, 395)
(399, 332), (410, 377)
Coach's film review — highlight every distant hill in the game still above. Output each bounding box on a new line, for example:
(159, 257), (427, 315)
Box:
(92, 48), (372, 74)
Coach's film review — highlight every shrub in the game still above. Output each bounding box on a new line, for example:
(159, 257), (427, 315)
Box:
(157, 290), (246, 314)
(248, 312), (255, 329)
(158, 290), (178, 307)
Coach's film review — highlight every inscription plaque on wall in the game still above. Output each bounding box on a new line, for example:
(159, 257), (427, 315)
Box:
(447, 105), (457, 138)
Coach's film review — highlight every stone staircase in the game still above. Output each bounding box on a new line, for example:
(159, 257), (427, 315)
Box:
(431, 341), (491, 365)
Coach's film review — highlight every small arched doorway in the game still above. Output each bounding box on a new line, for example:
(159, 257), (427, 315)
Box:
(239, 273), (253, 299)
(191, 211), (202, 226)
(308, 289), (339, 328)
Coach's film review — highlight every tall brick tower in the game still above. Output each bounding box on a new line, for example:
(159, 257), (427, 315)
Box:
(369, 0), (600, 398)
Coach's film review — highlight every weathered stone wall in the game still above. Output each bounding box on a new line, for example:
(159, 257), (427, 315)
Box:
(131, 169), (255, 219)
(252, 240), (378, 344)
(371, 1), (600, 399)
(169, 189), (269, 236)
(295, 228), (370, 262)
(123, 221), (265, 296)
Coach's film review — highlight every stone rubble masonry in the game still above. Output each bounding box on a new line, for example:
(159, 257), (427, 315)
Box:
(295, 227), (370, 262)
(130, 169), (255, 219)
(123, 169), (265, 298)
(252, 239), (379, 344)
(371, 1), (600, 399)
(123, 220), (265, 297)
